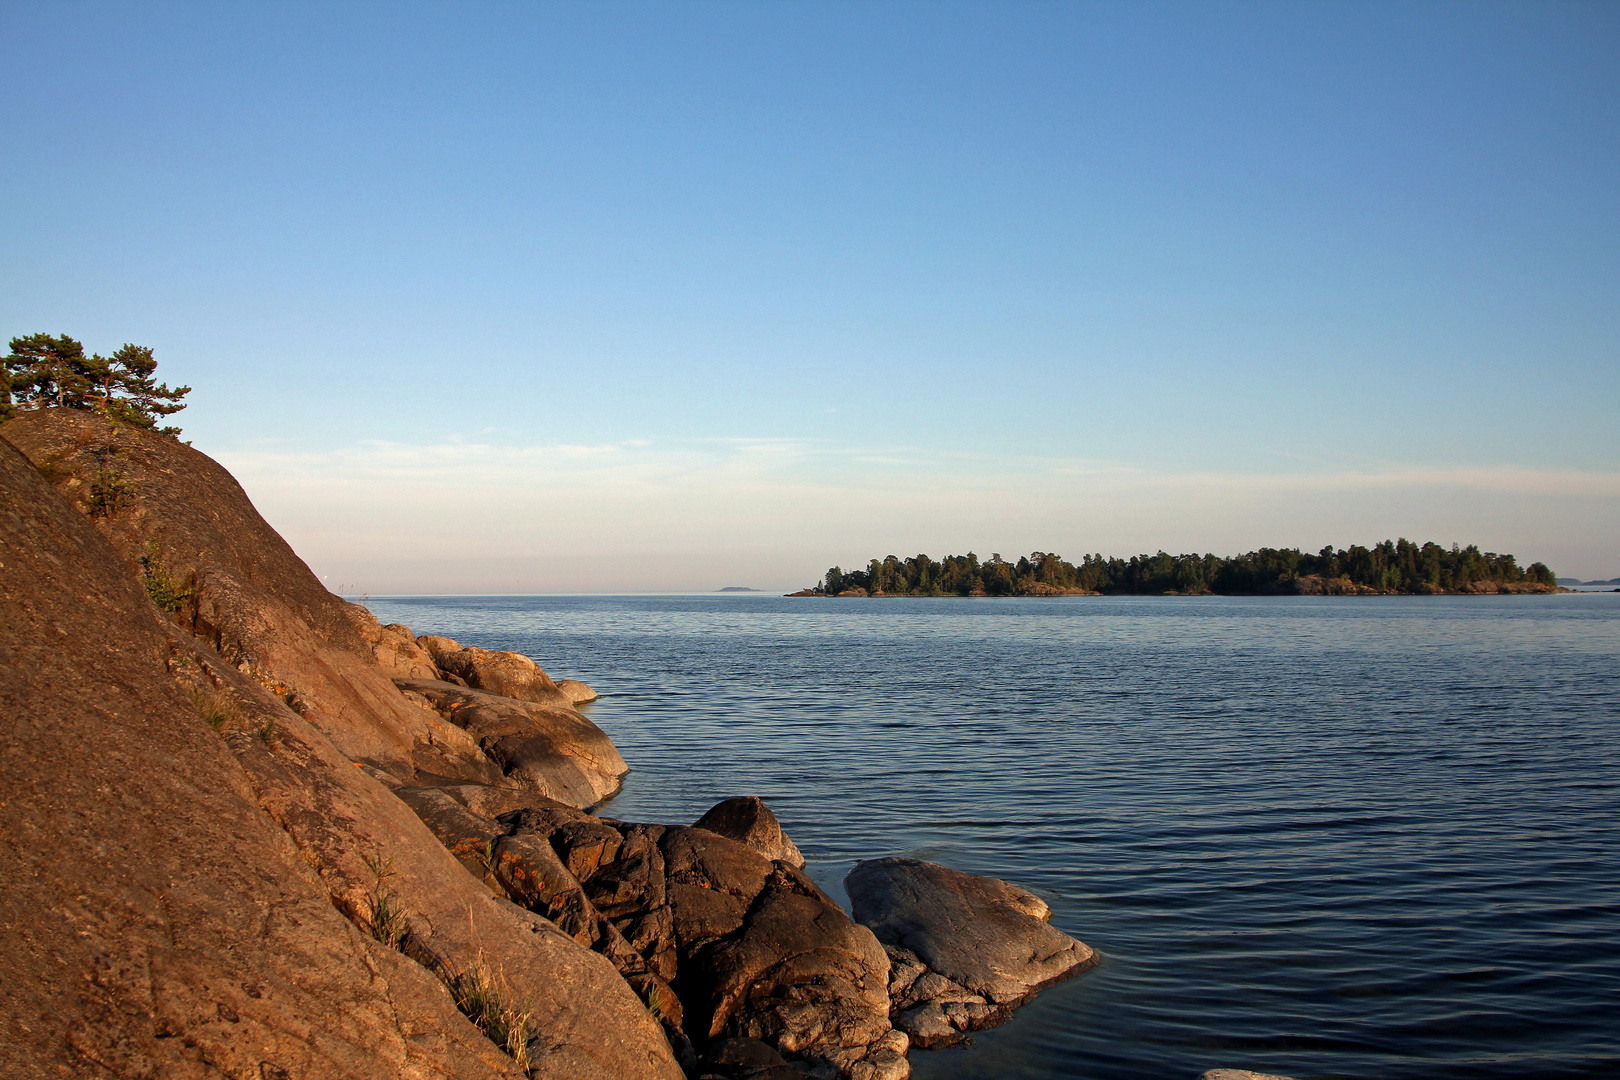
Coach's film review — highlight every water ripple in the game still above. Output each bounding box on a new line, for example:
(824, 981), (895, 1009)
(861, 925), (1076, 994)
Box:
(364, 593), (1620, 1080)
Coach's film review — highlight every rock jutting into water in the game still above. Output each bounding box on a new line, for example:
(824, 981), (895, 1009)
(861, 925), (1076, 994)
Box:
(845, 857), (1096, 1048)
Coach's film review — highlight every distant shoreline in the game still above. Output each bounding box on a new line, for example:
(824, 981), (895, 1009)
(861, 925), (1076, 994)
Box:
(799, 543), (1561, 599)
(787, 579), (1567, 598)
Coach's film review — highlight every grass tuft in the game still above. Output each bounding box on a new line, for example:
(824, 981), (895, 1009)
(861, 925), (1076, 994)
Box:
(32, 451), (72, 483)
(449, 951), (536, 1071)
(190, 687), (236, 732)
(361, 854), (411, 951)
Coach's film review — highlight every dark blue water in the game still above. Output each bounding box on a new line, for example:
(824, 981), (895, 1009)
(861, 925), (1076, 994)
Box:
(360, 593), (1620, 1080)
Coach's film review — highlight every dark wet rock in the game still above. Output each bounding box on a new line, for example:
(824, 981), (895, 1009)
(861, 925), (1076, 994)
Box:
(658, 827), (897, 1078)
(696, 1032), (904, 1080)
(398, 678), (627, 806)
(694, 795), (806, 868)
(695, 874), (893, 1066)
(845, 859), (1093, 1049)
(393, 786), (906, 1079)
(664, 823), (777, 900)
(876, 944), (1007, 1049)
(669, 879), (751, 950)
(700, 1036), (805, 1079)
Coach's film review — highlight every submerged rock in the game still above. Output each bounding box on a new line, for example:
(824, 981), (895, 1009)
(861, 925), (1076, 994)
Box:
(845, 858), (1094, 1047)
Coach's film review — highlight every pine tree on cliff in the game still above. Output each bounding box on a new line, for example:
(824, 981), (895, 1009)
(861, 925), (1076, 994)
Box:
(2, 333), (190, 437)
(2, 333), (90, 412)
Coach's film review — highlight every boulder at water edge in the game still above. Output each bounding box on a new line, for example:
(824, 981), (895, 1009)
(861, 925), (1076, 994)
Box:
(417, 637), (579, 709)
(845, 857), (1095, 1047)
(392, 790), (909, 1079)
(694, 795), (806, 868)
(558, 678), (600, 703)
(395, 677), (628, 806)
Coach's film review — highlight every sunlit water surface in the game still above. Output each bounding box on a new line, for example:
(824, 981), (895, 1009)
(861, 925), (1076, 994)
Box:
(361, 593), (1620, 1080)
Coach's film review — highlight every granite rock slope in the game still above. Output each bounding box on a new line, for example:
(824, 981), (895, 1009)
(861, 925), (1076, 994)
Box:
(1, 413), (684, 1080)
(0, 435), (519, 1080)
(2, 409), (613, 797)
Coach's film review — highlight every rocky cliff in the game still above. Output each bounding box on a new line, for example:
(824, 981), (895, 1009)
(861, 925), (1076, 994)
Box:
(0, 411), (681, 1080)
(1, 409), (1091, 1080)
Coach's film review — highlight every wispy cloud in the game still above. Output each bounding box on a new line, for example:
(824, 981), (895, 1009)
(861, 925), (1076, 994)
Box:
(214, 435), (1620, 588)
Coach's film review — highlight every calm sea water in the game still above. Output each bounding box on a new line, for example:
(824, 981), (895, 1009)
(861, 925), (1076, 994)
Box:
(360, 593), (1620, 1080)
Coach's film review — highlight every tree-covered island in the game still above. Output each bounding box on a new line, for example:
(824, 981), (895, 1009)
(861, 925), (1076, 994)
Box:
(798, 543), (1559, 597)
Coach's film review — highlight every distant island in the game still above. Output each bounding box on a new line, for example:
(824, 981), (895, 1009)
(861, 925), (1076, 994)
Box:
(717, 586), (763, 592)
(1558, 577), (1620, 587)
(792, 542), (1560, 597)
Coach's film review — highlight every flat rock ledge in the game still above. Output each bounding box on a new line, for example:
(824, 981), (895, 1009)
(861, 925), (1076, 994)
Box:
(1200, 1071), (1297, 1080)
(845, 858), (1095, 1048)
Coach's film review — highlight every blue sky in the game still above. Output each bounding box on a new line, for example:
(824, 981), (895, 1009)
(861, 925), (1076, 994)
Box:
(3, 1), (1616, 589)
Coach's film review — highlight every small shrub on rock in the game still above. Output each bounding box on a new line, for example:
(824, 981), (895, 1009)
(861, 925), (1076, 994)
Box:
(140, 540), (193, 612)
(88, 465), (137, 517)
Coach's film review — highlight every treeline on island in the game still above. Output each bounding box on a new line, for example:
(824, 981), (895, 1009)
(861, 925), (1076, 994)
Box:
(799, 542), (1559, 597)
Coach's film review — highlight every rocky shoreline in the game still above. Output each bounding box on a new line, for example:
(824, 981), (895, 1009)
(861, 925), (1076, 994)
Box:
(0, 410), (1115, 1080)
